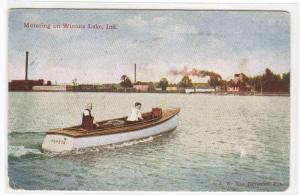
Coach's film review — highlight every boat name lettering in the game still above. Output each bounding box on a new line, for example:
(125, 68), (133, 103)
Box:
(50, 139), (66, 145)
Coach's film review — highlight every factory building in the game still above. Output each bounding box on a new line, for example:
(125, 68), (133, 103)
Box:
(133, 81), (150, 92)
(9, 79), (44, 91)
(9, 51), (52, 91)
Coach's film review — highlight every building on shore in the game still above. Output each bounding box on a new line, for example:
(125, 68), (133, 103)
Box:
(32, 85), (67, 92)
(227, 73), (254, 92)
(185, 83), (215, 93)
(185, 87), (215, 93)
(166, 86), (178, 91)
(9, 79), (45, 91)
(9, 51), (52, 91)
(233, 73), (243, 84)
(227, 86), (239, 92)
(133, 81), (150, 92)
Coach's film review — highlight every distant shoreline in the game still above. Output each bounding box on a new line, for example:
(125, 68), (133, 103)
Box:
(8, 91), (290, 96)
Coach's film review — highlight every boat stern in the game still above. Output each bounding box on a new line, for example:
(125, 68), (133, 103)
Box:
(42, 134), (74, 153)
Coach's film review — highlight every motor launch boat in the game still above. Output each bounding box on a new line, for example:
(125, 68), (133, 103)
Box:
(42, 108), (180, 152)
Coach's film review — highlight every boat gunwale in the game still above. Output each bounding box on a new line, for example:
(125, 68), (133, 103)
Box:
(46, 108), (180, 138)
(67, 111), (163, 132)
(66, 111), (159, 130)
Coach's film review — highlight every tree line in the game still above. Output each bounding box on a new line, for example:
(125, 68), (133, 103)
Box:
(119, 68), (290, 93)
(224, 68), (290, 92)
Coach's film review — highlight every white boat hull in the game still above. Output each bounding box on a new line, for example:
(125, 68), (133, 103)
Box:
(42, 114), (178, 152)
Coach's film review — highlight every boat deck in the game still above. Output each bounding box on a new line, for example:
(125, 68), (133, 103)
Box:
(47, 108), (180, 138)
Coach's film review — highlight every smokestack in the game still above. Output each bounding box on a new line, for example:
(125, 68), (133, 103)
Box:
(134, 63), (136, 83)
(25, 51), (29, 80)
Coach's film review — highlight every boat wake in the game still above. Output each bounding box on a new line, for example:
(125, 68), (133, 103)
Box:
(105, 135), (159, 149)
(8, 145), (43, 159)
(9, 134), (162, 159)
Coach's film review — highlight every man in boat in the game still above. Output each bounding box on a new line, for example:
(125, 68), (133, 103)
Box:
(126, 102), (144, 123)
(82, 103), (95, 130)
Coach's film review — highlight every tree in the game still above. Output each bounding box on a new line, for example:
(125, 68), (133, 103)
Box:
(72, 78), (78, 86)
(178, 75), (193, 88)
(248, 76), (262, 92)
(281, 72), (290, 92)
(148, 82), (155, 91)
(220, 80), (228, 92)
(261, 68), (281, 92)
(208, 75), (222, 91)
(158, 78), (169, 90)
(247, 69), (290, 93)
(227, 79), (235, 87)
(235, 73), (250, 91)
(120, 75), (133, 88)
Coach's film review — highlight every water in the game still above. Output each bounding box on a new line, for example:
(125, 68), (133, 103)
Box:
(8, 92), (290, 191)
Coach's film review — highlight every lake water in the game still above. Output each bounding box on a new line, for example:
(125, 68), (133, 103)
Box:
(8, 92), (290, 191)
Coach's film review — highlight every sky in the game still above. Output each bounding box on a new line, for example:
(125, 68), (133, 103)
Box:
(8, 9), (290, 84)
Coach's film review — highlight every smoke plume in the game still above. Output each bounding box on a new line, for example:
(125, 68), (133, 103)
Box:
(169, 67), (222, 79)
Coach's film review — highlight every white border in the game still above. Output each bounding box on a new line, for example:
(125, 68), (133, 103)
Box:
(1, 1), (299, 195)
(1, 0), (8, 195)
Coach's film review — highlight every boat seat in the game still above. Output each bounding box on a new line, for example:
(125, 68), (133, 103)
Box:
(151, 108), (162, 118)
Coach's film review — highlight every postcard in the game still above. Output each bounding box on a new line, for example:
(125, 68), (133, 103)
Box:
(6, 4), (295, 193)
